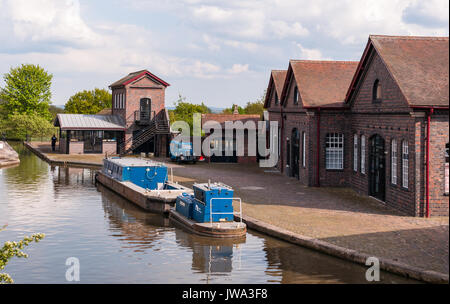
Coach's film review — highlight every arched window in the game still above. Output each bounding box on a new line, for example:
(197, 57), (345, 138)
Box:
(360, 135), (366, 174)
(353, 134), (358, 172)
(402, 140), (409, 188)
(293, 86), (299, 105)
(372, 79), (382, 102)
(391, 139), (397, 185)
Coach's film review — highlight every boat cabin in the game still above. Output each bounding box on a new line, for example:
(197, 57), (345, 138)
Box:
(103, 158), (168, 190)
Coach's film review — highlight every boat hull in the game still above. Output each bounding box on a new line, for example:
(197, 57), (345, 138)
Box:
(95, 171), (192, 214)
(169, 209), (247, 238)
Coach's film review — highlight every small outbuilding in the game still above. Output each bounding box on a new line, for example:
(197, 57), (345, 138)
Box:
(54, 113), (125, 154)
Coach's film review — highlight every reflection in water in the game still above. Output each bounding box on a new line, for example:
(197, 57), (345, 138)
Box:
(0, 142), (418, 283)
(99, 183), (170, 252)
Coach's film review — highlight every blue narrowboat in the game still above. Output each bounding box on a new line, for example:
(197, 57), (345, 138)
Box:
(169, 181), (247, 238)
(95, 157), (193, 214)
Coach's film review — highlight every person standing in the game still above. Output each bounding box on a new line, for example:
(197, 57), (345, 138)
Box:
(51, 134), (57, 152)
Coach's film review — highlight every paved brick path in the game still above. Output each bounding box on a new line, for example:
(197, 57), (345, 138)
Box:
(27, 142), (449, 276)
(166, 161), (449, 276)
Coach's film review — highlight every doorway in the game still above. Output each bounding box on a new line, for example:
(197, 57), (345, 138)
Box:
(291, 128), (300, 179)
(369, 134), (385, 201)
(84, 131), (103, 153)
(140, 98), (151, 121)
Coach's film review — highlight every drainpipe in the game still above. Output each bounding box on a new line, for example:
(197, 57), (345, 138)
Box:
(280, 107), (284, 173)
(426, 108), (433, 218)
(316, 108), (321, 187)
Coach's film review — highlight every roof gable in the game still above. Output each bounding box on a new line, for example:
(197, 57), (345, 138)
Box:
(109, 70), (170, 88)
(345, 35), (449, 107)
(264, 70), (287, 108)
(281, 60), (358, 108)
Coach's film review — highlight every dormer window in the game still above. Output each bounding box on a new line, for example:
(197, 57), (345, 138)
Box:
(372, 79), (382, 102)
(293, 86), (299, 105)
(275, 92), (279, 105)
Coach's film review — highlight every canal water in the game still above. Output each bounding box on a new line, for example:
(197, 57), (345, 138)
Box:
(0, 143), (416, 284)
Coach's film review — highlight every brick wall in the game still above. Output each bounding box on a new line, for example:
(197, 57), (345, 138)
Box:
(270, 51), (449, 217)
(427, 113), (449, 216)
(114, 76), (167, 151)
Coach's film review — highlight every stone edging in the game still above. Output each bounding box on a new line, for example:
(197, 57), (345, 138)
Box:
(24, 142), (102, 168)
(235, 214), (449, 284)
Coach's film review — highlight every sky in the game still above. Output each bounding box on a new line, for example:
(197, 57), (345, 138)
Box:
(0, 0), (448, 108)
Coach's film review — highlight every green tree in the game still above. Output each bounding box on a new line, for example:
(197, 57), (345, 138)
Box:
(0, 113), (56, 140)
(221, 91), (266, 116)
(64, 88), (111, 114)
(170, 94), (210, 135)
(222, 104), (245, 114)
(49, 105), (65, 119)
(0, 64), (53, 120)
(0, 224), (45, 284)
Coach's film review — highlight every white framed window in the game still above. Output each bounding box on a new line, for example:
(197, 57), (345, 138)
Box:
(302, 132), (306, 167)
(361, 135), (366, 174)
(445, 142), (449, 195)
(391, 139), (397, 185)
(114, 94), (117, 108)
(353, 134), (358, 172)
(326, 133), (344, 170)
(402, 140), (409, 188)
(120, 94), (123, 108)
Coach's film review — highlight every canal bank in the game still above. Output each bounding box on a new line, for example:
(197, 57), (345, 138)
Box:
(24, 141), (449, 283)
(1, 142), (417, 283)
(0, 141), (20, 168)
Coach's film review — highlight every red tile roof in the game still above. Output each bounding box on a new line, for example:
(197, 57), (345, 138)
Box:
(109, 70), (170, 88)
(264, 70), (287, 108)
(346, 35), (449, 107)
(282, 60), (358, 107)
(202, 113), (261, 129)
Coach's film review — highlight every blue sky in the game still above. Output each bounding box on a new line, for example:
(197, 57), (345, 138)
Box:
(0, 0), (448, 108)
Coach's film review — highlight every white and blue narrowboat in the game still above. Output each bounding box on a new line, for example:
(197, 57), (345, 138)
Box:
(95, 157), (193, 214)
(169, 181), (247, 238)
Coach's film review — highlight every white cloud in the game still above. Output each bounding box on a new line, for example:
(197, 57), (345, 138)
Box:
(227, 64), (249, 74)
(6, 0), (99, 48)
(270, 20), (309, 38)
(296, 43), (331, 60)
(1, 0), (448, 107)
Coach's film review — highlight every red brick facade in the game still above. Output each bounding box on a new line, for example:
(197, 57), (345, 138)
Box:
(110, 70), (170, 155)
(265, 35), (449, 217)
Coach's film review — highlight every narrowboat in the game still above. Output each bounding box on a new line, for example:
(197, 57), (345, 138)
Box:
(169, 181), (247, 238)
(95, 157), (193, 214)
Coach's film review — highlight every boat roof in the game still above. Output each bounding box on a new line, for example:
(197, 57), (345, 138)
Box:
(193, 182), (233, 191)
(105, 157), (167, 168)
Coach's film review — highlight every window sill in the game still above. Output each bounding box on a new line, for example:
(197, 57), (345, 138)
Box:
(326, 169), (344, 172)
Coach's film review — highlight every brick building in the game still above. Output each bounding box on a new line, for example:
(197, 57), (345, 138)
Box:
(201, 108), (261, 163)
(109, 70), (171, 156)
(345, 35), (449, 217)
(264, 70), (287, 170)
(264, 35), (449, 217)
(55, 69), (171, 156)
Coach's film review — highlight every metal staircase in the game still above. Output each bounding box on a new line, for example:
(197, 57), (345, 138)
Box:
(119, 109), (170, 155)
